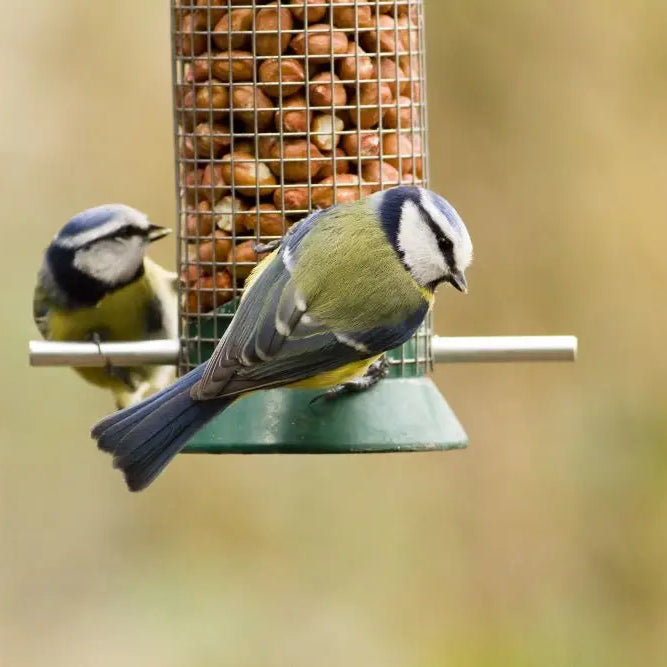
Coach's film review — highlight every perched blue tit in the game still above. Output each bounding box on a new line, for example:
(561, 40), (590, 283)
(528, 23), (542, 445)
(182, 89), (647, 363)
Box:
(92, 186), (473, 491)
(34, 204), (178, 409)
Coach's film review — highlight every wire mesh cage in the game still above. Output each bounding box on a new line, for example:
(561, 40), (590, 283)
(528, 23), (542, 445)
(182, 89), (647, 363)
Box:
(172, 0), (431, 378)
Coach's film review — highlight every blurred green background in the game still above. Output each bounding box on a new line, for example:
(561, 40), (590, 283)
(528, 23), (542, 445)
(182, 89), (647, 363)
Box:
(2, 1), (666, 665)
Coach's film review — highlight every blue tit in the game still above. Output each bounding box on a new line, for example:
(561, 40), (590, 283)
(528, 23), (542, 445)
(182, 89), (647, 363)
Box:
(92, 185), (473, 491)
(34, 204), (178, 409)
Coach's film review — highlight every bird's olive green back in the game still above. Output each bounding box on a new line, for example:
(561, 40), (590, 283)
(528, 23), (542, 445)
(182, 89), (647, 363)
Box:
(290, 200), (429, 332)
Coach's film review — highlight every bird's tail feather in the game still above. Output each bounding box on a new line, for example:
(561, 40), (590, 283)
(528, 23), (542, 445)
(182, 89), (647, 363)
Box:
(91, 366), (229, 491)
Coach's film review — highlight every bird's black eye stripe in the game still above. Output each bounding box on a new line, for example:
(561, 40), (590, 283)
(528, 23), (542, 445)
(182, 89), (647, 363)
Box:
(418, 204), (457, 271)
(116, 226), (136, 239)
(81, 226), (145, 247)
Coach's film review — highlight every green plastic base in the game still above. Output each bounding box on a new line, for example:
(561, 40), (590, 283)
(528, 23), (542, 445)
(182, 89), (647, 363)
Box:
(183, 377), (467, 454)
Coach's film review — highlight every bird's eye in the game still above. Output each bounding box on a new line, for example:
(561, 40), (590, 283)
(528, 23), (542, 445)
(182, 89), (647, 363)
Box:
(116, 226), (136, 239)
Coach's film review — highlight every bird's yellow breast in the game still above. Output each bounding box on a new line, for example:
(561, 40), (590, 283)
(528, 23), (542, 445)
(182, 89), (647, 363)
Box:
(288, 356), (381, 390)
(47, 276), (154, 343)
(47, 277), (156, 392)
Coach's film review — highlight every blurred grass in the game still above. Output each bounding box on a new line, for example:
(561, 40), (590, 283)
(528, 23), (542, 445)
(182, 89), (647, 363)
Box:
(1, 1), (666, 666)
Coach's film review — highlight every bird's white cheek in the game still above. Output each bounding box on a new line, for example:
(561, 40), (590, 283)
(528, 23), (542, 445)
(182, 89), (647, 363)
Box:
(74, 240), (143, 285)
(397, 201), (446, 285)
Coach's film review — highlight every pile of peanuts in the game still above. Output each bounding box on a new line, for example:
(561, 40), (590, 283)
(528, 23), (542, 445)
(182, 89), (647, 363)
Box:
(175, 0), (425, 313)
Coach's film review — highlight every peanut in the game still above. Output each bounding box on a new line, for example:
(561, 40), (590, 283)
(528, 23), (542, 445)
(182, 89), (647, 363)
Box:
(258, 136), (279, 160)
(312, 114), (344, 152)
(361, 159), (401, 192)
(309, 72), (347, 107)
(375, 1), (394, 14)
(238, 203), (285, 237)
(193, 0), (226, 26)
(275, 186), (310, 212)
(201, 163), (229, 202)
(229, 240), (270, 279)
(180, 263), (201, 285)
(397, 3), (420, 22)
(193, 122), (231, 157)
(182, 167), (204, 204)
(312, 174), (371, 208)
(213, 195), (248, 233)
(231, 86), (275, 130)
(210, 50), (255, 82)
(342, 129), (380, 158)
(382, 131), (422, 175)
(197, 230), (233, 264)
(337, 43), (374, 83)
(375, 57), (409, 97)
(398, 53), (421, 78)
(255, 3), (294, 56)
(182, 81), (229, 120)
(221, 152), (277, 196)
(183, 57), (210, 83)
(231, 140), (255, 155)
(258, 58), (306, 98)
(186, 270), (234, 312)
(266, 139), (324, 182)
(185, 200), (214, 236)
(382, 96), (413, 129)
(274, 93), (311, 133)
(180, 135), (197, 161)
(177, 13), (207, 57)
(396, 14), (419, 52)
(289, 24), (349, 64)
(212, 8), (253, 51)
(288, 0), (328, 24)
(360, 15), (399, 54)
(349, 81), (393, 128)
(331, 0), (372, 29)
(317, 147), (350, 179)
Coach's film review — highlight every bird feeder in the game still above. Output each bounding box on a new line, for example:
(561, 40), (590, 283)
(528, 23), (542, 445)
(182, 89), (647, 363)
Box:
(172, 0), (466, 452)
(28, 0), (578, 455)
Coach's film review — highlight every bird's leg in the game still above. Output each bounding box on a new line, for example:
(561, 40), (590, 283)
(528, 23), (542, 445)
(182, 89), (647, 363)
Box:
(89, 332), (110, 373)
(253, 238), (282, 254)
(310, 356), (390, 404)
(88, 331), (138, 392)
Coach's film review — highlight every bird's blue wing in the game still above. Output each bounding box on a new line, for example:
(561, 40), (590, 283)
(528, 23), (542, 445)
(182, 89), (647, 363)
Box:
(191, 209), (427, 400)
(32, 280), (51, 339)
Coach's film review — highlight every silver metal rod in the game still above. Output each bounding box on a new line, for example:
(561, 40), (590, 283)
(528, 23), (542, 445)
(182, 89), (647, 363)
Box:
(29, 340), (181, 367)
(432, 335), (577, 363)
(29, 336), (577, 367)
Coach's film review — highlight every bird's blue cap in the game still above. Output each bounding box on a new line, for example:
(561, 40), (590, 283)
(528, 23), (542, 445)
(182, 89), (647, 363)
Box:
(57, 205), (130, 239)
(427, 191), (466, 235)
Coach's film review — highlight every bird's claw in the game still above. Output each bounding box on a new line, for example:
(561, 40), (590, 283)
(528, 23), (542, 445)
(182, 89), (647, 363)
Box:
(310, 356), (390, 404)
(88, 331), (138, 392)
(253, 238), (282, 254)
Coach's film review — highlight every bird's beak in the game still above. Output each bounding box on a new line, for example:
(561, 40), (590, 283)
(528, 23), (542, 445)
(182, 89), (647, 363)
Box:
(448, 270), (468, 293)
(147, 224), (171, 242)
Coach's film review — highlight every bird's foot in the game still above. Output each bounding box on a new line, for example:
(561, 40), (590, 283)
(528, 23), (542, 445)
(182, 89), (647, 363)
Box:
(88, 332), (138, 392)
(310, 356), (390, 404)
(253, 238), (282, 254)
(89, 332), (111, 373)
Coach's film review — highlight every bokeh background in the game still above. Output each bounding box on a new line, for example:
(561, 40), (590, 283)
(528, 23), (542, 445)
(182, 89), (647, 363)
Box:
(2, 1), (666, 665)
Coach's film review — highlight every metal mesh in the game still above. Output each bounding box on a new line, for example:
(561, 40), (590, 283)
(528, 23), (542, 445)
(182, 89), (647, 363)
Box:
(171, 0), (431, 376)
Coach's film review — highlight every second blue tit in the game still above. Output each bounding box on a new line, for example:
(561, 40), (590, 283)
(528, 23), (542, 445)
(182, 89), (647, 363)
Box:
(92, 185), (473, 491)
(34, 204), (178, 409)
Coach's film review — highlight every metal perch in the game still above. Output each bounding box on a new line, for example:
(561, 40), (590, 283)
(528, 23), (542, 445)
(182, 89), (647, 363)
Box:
(28, 336), (577, 367)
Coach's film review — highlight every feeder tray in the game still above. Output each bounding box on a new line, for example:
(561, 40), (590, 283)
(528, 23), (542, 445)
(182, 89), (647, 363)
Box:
(184, 378), (466, 454)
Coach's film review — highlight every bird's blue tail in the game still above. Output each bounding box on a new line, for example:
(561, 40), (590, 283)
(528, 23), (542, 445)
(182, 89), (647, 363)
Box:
(91, 365), (230, 491)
